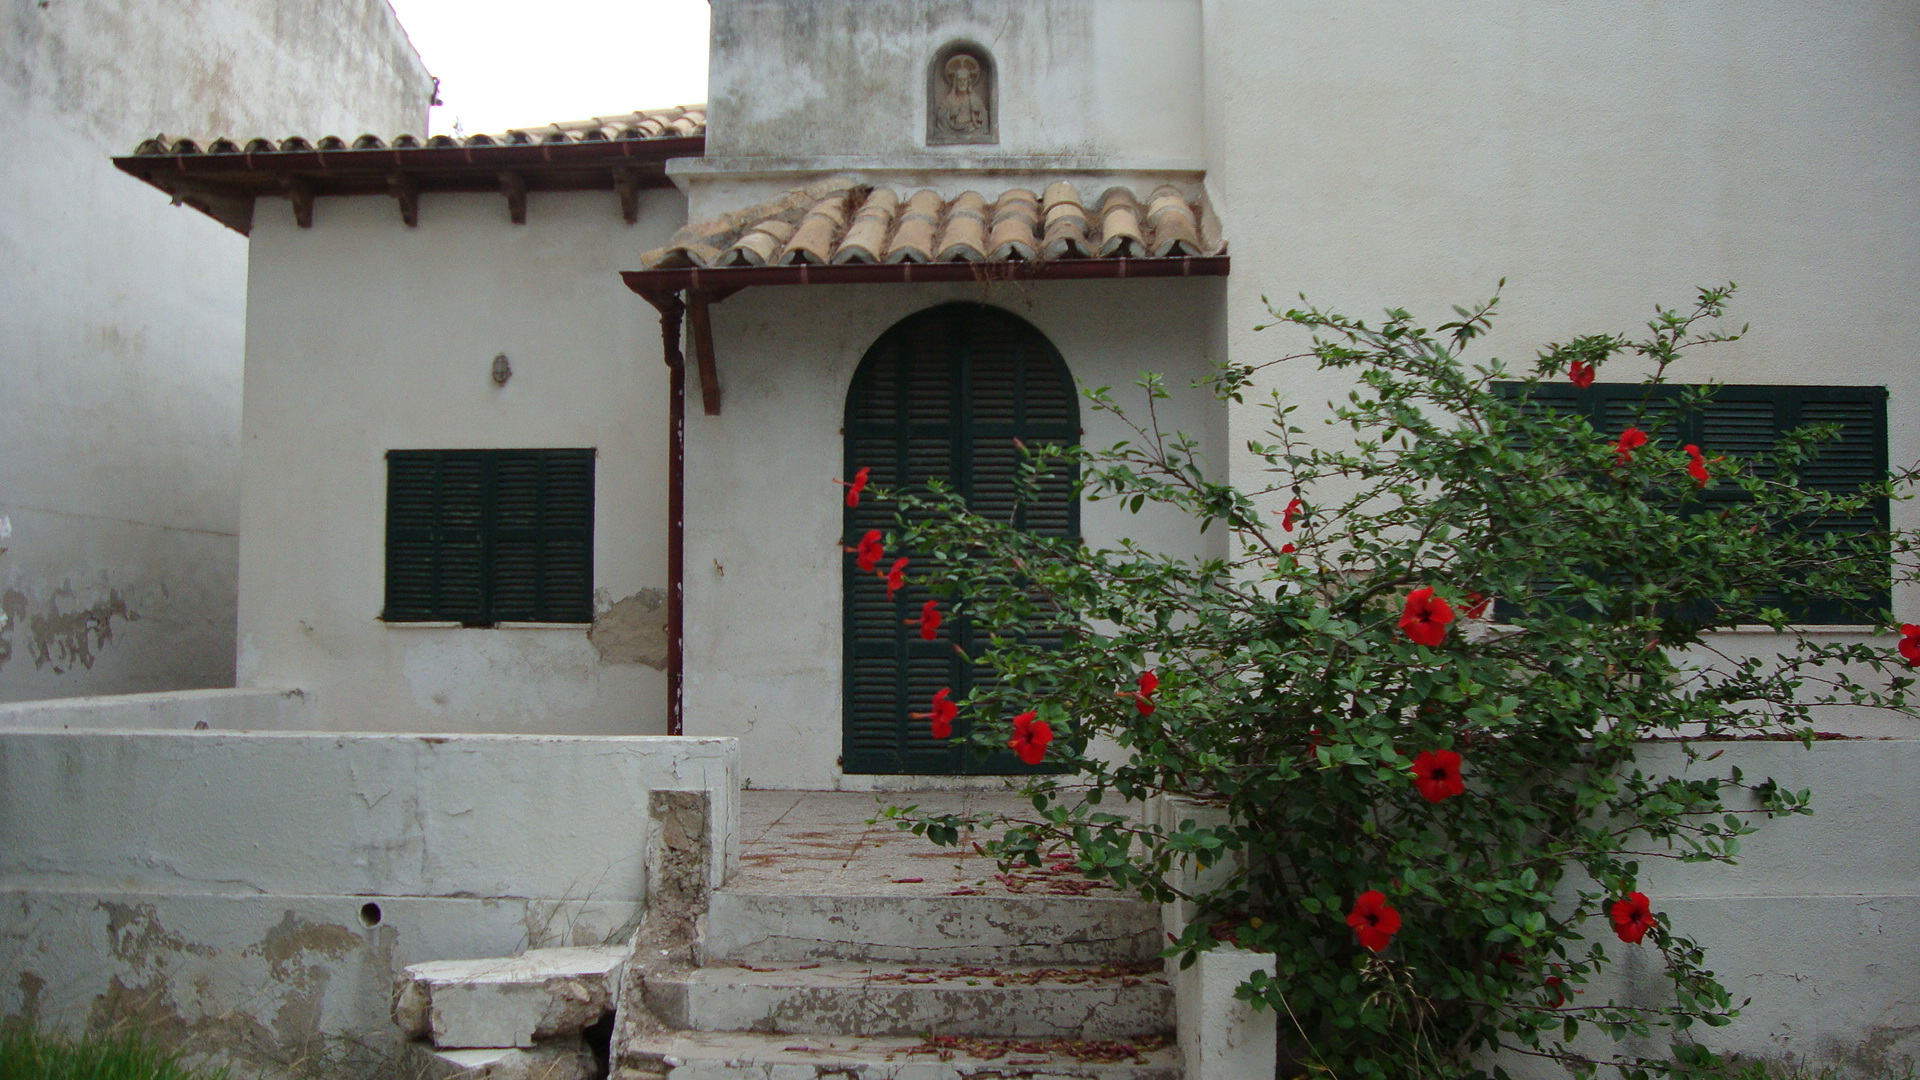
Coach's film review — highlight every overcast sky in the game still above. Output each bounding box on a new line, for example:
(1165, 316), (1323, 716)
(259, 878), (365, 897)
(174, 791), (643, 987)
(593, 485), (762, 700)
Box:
(384, 0), (711, 137)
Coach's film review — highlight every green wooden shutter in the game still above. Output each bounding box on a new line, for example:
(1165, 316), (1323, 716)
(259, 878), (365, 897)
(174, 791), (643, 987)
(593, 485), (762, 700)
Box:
(385, 449), (594, 625)
(843, 304), (1080, 775)
(1495, 383), (1887, 624)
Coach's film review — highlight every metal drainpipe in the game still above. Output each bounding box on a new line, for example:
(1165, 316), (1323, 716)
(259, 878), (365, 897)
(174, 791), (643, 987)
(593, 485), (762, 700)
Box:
(654, 293), (689, 736)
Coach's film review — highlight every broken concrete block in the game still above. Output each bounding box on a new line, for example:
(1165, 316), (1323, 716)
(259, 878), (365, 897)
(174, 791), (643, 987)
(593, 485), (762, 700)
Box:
(408, 1044), (597, 1080)
(397, 944), (627, 1048)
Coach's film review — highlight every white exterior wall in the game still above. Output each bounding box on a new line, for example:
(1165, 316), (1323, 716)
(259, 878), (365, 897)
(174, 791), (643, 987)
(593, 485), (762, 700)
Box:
(704, 0), (1204, 168)
(238, 188), (684, 735)
(0, 721), (738, 1071)
(1203, 0), (1920, 736)
(680, 279), (1227, 790)
(0, 0), (430, 702)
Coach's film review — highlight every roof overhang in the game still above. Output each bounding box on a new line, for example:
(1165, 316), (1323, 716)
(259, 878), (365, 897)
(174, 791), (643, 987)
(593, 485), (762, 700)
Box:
(113, 134), (705, 234)
(622, 254), (1230, 419)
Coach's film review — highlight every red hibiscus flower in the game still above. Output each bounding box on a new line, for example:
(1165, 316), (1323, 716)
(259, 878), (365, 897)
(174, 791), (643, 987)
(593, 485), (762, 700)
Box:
(842, 466), (870, 508)
(1010, 711), (1052, 765)
(1346, 890), (1401, 953)
(1614, 426), (1649, 465)
(921, 688), (957, 739)
(1281, 497), (1303, 532)
(1410, 749), (1465, 803)
(1569, 360), (1596, 388)
(886, 557), (908, 599)
(1464, 592), (1491, 620)
(1399, 587), (1455, 647)
(918, 600), (942, 641)
(1609, 892), (1656, 944)
(853, 529), (884, 573)
(1134, 670), (1158, 716)
(1280, 543), (1297, 555)
(1900, 624), (1920, 667)
(1684, 444), (1710, 488)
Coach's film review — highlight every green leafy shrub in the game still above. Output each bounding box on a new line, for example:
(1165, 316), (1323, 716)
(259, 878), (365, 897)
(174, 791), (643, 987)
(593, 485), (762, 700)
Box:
(868, 286), (1919, 1078)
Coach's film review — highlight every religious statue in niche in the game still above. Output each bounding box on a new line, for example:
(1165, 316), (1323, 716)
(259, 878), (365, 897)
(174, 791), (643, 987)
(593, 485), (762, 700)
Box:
(927, 44), (996, 145)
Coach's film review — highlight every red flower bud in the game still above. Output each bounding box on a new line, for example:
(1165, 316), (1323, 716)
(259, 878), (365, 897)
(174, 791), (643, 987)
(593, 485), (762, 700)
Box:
(852, 530), (884, 573)
(842, 466), (871, 508)
(1684, 444), (1710, 488)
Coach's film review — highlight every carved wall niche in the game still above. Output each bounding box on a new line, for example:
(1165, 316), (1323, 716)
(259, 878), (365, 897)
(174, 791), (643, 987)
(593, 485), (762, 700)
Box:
(926, 42), (997, 146)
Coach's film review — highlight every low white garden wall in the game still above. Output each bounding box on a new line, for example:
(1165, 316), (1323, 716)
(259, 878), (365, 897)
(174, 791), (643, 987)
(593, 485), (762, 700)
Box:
(0, 699), (738, 1075)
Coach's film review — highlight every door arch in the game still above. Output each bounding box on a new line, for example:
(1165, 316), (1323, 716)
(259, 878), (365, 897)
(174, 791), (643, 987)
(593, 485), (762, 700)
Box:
(842, 303), (1080, 774)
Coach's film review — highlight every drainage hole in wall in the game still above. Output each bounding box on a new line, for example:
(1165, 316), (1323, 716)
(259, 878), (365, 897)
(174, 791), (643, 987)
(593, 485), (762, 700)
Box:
(359, 902), (383, 927)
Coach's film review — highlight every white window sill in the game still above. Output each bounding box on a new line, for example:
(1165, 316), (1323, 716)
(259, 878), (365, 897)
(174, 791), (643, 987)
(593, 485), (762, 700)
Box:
(381, 621), (590, 630)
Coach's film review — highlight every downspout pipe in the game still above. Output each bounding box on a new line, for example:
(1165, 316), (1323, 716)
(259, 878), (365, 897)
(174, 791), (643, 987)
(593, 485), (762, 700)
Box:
(645, 292), (689, 736)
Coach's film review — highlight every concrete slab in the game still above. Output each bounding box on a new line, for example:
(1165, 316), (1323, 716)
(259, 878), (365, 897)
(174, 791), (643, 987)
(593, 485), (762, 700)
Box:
(641, 1030), (1183, 1080)
(398, 944), (626, 1048)
(650, 961), (1173, 1040)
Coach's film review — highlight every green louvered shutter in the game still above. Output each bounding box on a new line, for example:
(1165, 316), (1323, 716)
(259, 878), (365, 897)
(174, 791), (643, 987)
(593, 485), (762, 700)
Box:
(843, 304), (1080, 775)
(385, 449), (594, 626)
(1496, 384), (1887, 624)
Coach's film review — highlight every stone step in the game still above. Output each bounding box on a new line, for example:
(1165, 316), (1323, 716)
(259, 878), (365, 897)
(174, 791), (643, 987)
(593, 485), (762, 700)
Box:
(701, 889), (1162, 966)
(396, 944), (627, 1049)
(634, 1029), (1182, 1080)
(647, 960), (1174, 1041)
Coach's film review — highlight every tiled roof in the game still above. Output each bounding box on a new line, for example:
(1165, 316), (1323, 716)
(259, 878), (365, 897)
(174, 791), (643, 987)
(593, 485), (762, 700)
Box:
(642, 180), (1222, 270)
(130, 105), (705, 158)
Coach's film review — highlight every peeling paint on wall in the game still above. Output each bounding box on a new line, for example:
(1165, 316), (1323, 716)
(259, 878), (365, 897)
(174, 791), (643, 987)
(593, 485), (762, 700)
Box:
(589, 588), (669, 669)
(0, 585), (137, 675)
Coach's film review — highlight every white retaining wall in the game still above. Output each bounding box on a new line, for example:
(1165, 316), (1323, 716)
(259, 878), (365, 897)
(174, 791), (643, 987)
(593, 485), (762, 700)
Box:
(0, 701), (738, 1074)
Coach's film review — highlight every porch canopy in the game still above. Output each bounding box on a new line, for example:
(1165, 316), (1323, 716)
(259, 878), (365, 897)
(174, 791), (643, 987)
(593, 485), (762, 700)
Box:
(620, 178), (1230, 415)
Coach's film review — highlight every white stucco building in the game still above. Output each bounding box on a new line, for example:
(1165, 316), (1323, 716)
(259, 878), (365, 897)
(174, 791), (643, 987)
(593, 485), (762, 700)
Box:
(5, 0), (1918, 1074)
(0, 0), (432, 702)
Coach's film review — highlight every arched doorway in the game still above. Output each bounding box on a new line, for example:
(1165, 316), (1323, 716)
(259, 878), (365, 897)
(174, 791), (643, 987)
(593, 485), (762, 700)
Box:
(842, 303), (1080, 774)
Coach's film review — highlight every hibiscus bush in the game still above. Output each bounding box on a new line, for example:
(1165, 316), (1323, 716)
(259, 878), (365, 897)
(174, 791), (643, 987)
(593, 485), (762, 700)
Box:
(850, 285), (1920, 1078)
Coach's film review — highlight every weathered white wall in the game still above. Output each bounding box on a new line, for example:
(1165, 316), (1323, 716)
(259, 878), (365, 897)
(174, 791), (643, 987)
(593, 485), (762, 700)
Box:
(0, 686), (316, 730)
(1202, 0), (1920, 735)
(1486, 740), (1920, 1075)
(680, 279), (1227, 789)
(0, 0), (431, 702)
(704, 0), (1204, 168)
(239, 188), (683, 735)
(0, 724), (738, 1072)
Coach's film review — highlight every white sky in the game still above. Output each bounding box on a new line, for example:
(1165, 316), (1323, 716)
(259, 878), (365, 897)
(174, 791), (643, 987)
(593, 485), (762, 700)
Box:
(383, 0), (711, 137)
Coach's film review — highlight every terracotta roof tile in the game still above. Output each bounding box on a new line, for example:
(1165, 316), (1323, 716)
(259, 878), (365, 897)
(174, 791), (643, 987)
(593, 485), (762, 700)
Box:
(131, 105), (705, 159)
(644, 180), (1222, 271)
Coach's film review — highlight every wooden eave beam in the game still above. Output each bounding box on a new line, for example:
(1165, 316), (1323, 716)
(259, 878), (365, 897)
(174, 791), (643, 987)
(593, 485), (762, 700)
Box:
(687, 292), (722, 415)
(499, 170), (528, 225)
(386, 171), (419, 227)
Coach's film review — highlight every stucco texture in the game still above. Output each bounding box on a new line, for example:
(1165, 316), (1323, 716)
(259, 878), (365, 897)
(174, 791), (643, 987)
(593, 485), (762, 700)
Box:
(0, 0), (430, 703)
(679, 277), (1227, 789)
(239, 188), (683, 735)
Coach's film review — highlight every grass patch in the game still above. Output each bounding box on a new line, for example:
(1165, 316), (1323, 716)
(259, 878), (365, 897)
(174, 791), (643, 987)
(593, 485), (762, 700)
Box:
(0, 1027), (229, 1080)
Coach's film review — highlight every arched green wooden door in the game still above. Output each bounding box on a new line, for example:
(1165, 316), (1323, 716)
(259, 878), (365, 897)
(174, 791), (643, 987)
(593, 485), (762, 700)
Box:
(842, 303), (1080, 775)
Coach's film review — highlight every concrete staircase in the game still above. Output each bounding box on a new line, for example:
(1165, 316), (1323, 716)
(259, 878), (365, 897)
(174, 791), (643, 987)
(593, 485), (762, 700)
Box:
(620, 885), (1183, 1079)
